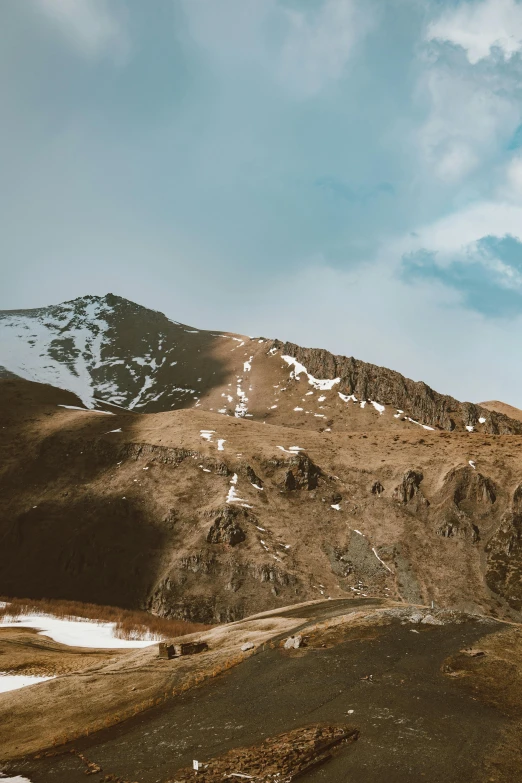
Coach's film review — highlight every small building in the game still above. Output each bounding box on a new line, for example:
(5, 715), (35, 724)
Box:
(158, 640), (209, 659)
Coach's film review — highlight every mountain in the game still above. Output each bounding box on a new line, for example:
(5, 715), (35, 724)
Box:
(1, 295), (522, 626)
(1, 293), (521, 434)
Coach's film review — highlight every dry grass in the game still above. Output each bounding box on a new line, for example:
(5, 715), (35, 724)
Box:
(0, 596), (211, 641)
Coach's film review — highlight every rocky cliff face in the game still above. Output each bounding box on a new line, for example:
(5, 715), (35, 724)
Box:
(273, 340), (522, 435)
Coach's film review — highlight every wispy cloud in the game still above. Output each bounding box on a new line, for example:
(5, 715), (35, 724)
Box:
(415, 64), (520, 183)
(426, 0), (522, 65)
(181, 0), (376, 97)
(402, 235), (522, 317)
(278, 0), (377, 97)
(32, 0), (129, 62)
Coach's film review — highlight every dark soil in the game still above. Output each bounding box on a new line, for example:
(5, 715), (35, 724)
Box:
(12, 608), (504, 783)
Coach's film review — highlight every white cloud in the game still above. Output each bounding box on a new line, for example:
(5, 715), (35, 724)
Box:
(426, 0), (522, 64)
(33, 0), (129, 61)
(398, 201), (522, 260)
(416, 66), (520, 183)
(498, 154), (522, 201)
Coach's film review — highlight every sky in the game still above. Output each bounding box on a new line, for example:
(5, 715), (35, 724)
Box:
(2, 0), (522, 405)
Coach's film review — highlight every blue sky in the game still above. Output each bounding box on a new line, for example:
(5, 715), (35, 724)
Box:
(3, 0), (522, 404)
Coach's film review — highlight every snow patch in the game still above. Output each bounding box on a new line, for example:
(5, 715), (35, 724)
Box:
(339, 393), (357, 403)
(281, 355), (340, 391)
(407, 417), (435, 431)
(226, 474), (251, 507)
(0, 613), (156, 648)
(277, 446), (303, 455)
(372, 547), (392, 573)
(57, 405), (113, 415)
(0, 673), (55, 693)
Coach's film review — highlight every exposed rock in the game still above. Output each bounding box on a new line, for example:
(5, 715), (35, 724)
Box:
(371, 481), (384, 496)
(392, 469), (427, 505)
(206, 507), (246, 546)
(283, 634), (303, 649)
(450, 468), (496, 509)
(486, 496), (522, 611)
(325, 545), (354, 578)
(421, 614), (444, 625)
(325, 532), (391, 587)
(239, 463), (263, 488)
(179, 554), (216, 574)
(391, 545), (425, 605)
(461, 648), (486, 657)
(279, 453), (322, 491)
(436, 518), (480, 543)
(273, 339), (522, 434)
(169, 725), (358, 783)
(241, 641), (254, 651)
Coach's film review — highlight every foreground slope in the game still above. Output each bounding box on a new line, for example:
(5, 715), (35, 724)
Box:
(3, 599), (522, 782)
(2, 376), (522, 624)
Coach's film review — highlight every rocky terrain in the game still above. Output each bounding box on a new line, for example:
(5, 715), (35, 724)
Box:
(2, 294), (522, 780)
(1, 295), (522, 626)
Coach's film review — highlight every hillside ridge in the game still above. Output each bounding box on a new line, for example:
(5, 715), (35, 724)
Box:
(1, 293), (521, 437)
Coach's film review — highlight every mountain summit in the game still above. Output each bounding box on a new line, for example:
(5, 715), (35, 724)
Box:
(1, 294), (520, 435)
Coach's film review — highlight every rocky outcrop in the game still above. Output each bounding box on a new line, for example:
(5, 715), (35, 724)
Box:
(371, 480), (384, 496)
(451, 468), (496, 509)
(436, 518), (480, 543)
(147, 555), (299, 623)
(431, 466), (497, 520)
(282, 454), (322, 491)
(207, 507), (247, 546)
(325, 531), (392, 589)
(486, 483), (522, 611)
(239, 463), (263, 488)
(272, 340), (522, 434)
(262, 452), (322, 491)
(392, 470), (427, 505)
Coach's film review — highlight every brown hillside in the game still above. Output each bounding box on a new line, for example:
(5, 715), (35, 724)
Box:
(480, 400), (522, 423)
(2, 376), (522, 624)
